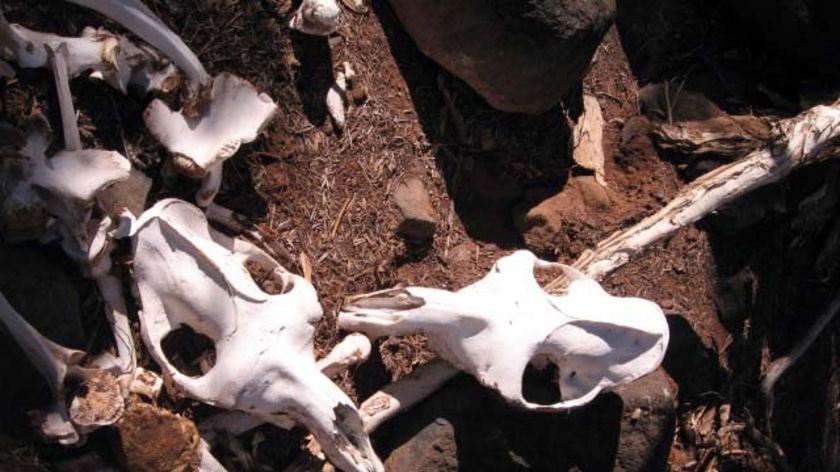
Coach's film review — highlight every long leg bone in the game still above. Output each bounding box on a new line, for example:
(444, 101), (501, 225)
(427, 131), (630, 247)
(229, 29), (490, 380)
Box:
(123, 199), (383, 472)
(547, 101), (840, 285)
(340, 250), (669, 412)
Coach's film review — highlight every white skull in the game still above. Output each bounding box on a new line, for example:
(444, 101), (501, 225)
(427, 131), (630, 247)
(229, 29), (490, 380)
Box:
(124, 199), (383, 472)
(340, 250), (670, 411)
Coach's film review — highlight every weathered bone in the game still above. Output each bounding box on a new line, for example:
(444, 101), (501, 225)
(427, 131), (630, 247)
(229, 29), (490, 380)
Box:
(143, 72), (278, 206)
(123, 199), (383, 472)
(62, 0), (278, 207)
(0, 291), (126, 445)
(341, 250), (669, 411)
(0, 11), (178, 94)
(326, 62), (354, 132)
(65, 0), (210, 90)
(290, 0), (341, 36)
(548, 101), (840, 285)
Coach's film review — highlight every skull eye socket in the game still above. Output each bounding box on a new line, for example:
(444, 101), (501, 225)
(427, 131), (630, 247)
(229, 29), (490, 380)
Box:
(521, 354), (564, 405)
(161, 324), (217, 377)
(244, 259), (295, 295)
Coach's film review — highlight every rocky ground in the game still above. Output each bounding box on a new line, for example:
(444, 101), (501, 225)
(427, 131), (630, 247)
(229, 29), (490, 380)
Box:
(0, 0), (838, 471)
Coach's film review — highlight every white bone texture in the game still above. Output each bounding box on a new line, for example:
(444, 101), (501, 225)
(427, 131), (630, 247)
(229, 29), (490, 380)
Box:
(326, 62), (354, 132)
(0, 291), (94, 444)
(124, 199), (383, 472)
(341, 250), (669, 411)
(290, 0), (341, 36)
(0, 116), (130, 273)
(144, 73), (278, 205)
(65, 0), (210, 89)
(0, 12), (178, 94)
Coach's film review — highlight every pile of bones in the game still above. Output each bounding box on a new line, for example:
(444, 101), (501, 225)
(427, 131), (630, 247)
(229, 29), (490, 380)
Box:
(0, 1), (670, 471)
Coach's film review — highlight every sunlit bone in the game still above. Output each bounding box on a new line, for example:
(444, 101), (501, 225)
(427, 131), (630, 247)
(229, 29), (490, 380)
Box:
(121, 198), (383, 472)
(0, 11), (178, 94)
(65, 0), (278, 207)
(340, 250), (670, 411)
(290, 0), (341, 36)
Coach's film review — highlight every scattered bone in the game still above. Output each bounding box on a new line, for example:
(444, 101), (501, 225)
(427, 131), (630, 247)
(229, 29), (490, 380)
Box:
(66, 0), (210, 90)
(129, 367), (164, 400)
(326, 62), (355, 132)
(0, 11), (178, 94)
(0, 291), (92, 445)
(652, 114), (774, 159)
(762, 292), (840, 398)
(341, 250), (669, 414)
(290, 0), (341, 36)
(316, 333), (372, 378)
(69, 370), (125, 434)
(144, 73), (278, 206)
(548, 100), (840, 284)
(123, 199), (383, 472)
(359, 359), (459, 433)
(393, 176), (437, 242)
(572, 95), (606, 186)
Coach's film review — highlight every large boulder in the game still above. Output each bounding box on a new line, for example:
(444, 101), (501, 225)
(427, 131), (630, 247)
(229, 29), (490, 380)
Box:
(387, 0), (616, 114)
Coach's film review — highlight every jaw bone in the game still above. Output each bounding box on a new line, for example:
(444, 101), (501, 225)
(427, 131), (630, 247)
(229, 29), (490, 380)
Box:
(122, 198), (383, 472)
(340, 250), (670, 411)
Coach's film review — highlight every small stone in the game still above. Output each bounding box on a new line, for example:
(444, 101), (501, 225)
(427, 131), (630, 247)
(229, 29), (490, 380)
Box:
(394, 177), (437, 242)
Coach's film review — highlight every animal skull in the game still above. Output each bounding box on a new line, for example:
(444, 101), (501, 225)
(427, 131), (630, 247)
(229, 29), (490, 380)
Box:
(123, 199), (383, 472)
(340, 250), (670, 411)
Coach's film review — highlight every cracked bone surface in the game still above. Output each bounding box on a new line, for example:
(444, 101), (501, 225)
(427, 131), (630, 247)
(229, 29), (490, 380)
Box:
(0, 292), (124, 445)
(0, 11), (178, 94)
(290, 0), (341, 36)
(124, 198), (383, 472)
(341, 250), (669, 412)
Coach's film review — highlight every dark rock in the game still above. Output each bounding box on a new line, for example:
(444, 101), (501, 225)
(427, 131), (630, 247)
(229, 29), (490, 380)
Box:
(613, 368), (677, 472)
(387, 0), (615, 114)
(394, 177), (437, 241)
(384, 418), (458, 472)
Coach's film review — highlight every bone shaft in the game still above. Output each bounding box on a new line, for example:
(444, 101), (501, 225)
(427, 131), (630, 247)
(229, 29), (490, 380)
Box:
(361, 360), (459, 433)
(197, 164), (223, 207)
(0, 292), (63, 393)
(47, 43), (82, 152)
(96, 274), (136, 374)
(66, 0), (210, 87)
(565, 103), (840, 282)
